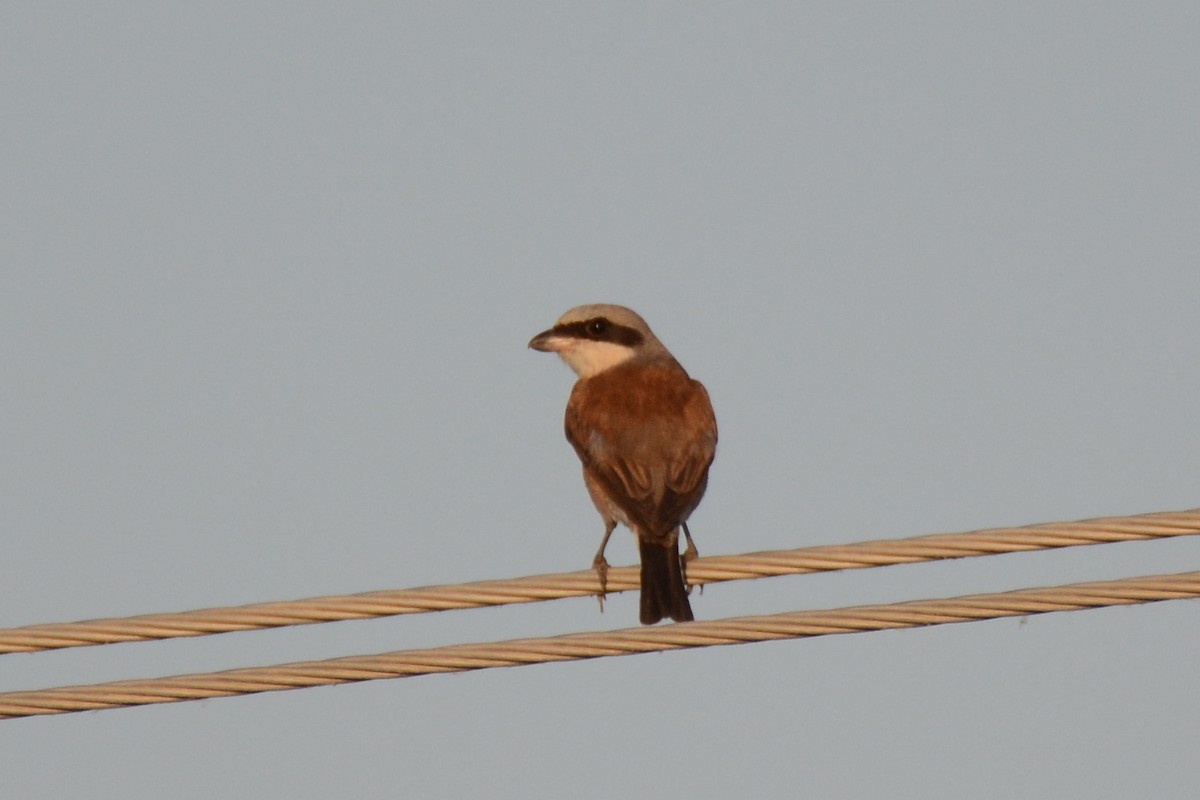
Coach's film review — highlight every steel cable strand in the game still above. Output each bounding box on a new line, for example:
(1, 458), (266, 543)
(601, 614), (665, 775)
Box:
(2, 508), (1197, 654)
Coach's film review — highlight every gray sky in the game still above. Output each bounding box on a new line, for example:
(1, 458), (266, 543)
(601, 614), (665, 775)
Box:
(3, 3), (1199, 798)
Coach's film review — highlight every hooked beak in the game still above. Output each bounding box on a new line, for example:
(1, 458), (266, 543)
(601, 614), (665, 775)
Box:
(528, 328), (562, 352)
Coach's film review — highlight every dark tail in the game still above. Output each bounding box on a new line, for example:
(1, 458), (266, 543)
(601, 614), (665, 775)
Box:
(638, 535), (694, 625)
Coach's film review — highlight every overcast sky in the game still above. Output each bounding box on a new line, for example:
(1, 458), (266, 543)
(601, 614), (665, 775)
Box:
(3, 3), (1199, 798)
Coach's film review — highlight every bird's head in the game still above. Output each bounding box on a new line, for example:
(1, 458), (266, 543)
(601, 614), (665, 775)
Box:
(528, 304), (670, 379)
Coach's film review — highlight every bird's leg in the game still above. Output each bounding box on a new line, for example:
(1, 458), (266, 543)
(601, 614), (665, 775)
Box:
(592, 520), (616, 611)
(681, 522), (701, 595)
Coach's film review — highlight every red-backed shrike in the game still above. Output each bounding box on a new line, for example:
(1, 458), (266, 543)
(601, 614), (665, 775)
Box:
(529, 304), (717, 624)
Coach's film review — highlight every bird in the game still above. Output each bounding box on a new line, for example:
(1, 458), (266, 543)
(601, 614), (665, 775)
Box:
(528, 304), (717, 624)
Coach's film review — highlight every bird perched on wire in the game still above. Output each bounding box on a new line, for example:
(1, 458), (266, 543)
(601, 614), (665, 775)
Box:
(529, 304), (717, 624)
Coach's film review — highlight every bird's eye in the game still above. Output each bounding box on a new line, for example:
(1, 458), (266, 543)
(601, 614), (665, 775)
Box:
(587, 319), (608, 337)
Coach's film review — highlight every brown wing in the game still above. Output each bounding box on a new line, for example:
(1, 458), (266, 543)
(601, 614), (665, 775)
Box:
(565, 359), (717, 542)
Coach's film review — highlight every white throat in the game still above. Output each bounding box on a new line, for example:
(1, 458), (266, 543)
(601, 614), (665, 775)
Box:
(556, 340), (637, 379)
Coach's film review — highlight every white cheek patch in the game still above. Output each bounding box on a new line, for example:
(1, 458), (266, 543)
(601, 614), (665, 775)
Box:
(558, 340), (636, 378)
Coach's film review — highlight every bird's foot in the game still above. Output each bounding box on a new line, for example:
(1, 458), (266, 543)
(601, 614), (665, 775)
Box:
(681, 539), (700, 595)
(592, 554), (609, 612)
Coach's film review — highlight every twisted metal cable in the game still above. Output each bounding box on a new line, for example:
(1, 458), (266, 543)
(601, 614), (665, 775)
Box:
(2, 569), (1196, 719)
(2, 508), (1198, 655)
